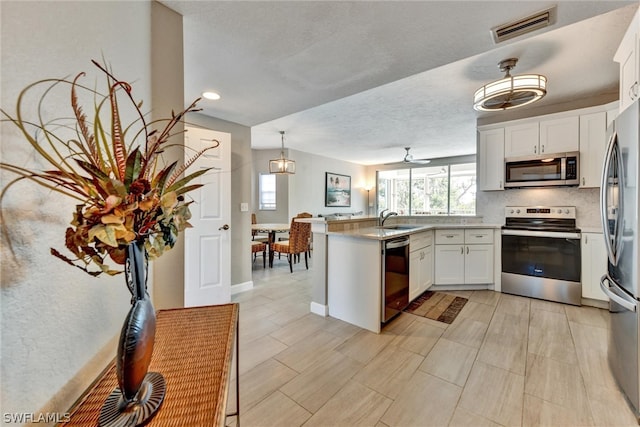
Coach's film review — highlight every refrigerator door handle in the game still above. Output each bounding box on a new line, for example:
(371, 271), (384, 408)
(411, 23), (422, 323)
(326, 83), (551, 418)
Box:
(600, 274), (637, 312)
(600, 130), (615, 264)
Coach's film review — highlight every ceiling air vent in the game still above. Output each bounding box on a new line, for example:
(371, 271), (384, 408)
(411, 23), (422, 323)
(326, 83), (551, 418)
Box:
(491, 6), (557, 44)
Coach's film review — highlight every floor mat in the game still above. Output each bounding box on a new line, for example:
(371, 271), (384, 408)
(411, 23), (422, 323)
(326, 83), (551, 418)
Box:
(404, 291), (468, 324)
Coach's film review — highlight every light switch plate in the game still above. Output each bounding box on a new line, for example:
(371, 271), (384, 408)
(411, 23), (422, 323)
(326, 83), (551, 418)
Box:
(240, 202), (249, 212)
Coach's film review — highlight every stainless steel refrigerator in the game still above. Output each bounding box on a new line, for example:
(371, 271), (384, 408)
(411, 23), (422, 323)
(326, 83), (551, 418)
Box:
(600, 98), (640, 417)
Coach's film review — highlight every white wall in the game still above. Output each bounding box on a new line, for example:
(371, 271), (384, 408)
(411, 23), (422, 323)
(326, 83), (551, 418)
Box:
(287, 149), (369, 217)
(1, 0), (151, 419)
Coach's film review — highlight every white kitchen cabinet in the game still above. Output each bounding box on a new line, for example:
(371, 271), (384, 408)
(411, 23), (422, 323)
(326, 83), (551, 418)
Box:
(478, 128), (505, 191)
(579, 111), (607, 188)
(434, 228), (494, 285)
(539, 116), (579, 154)
(434, 245), (465, 285)
(410, 231), (433, 300)
(614, 8), (639, 114)
(581, 232), (608, 302)
(464, 244), (494, 284)
(504, 122), (539, 157)
(504, 116), (579, 158)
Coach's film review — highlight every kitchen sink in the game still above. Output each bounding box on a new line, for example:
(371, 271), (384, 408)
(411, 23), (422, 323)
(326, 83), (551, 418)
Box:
(381, 224), (422, 230)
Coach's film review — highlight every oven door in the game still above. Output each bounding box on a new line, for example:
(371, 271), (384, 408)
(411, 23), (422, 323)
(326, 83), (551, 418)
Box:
(501, 230), (581, 282)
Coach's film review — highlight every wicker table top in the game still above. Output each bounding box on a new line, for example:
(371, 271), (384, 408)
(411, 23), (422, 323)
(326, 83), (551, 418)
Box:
(63, 304), (239, 427)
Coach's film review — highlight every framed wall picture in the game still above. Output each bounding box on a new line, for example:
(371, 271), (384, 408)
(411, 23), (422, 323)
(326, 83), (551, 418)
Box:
(325, 172), (351, 207)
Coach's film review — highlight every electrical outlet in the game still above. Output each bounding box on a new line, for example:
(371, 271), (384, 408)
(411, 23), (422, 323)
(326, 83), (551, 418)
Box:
(240, 202), (249, 212)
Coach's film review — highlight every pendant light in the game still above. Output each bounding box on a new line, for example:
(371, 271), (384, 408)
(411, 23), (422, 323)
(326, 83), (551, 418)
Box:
(269, 131), (295, 174)
(473, 58), (547, 112)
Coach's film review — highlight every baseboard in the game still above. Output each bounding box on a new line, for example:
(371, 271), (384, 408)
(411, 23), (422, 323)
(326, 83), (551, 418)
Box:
(310, 302), (328, 317)
(231, 281), (254, 295)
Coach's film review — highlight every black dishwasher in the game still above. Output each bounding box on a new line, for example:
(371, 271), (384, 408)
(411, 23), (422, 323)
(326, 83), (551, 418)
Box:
(382, 237), (410, 323)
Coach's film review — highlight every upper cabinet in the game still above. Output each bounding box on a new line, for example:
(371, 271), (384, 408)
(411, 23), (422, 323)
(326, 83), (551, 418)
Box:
(477, 101), (618, 191)
(579, 111), (606, 188)
(504, 123), (539, 157)
(504, 117), (578, 158)
(478, 128), (505, 191)
(614, 8), (639, 114)
(539, 116), (579, 154)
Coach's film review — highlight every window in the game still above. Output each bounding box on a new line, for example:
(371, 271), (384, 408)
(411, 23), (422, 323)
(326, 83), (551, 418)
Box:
(377, 160), (476, 216)
(259, 173), (276, 210)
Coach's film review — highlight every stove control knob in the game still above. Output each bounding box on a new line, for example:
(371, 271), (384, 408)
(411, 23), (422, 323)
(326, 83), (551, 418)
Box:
(509, 209), (514, 214)
(565, 209), (570, 214)
(516, 209), (520, 214)
(557, 209), (562, 214)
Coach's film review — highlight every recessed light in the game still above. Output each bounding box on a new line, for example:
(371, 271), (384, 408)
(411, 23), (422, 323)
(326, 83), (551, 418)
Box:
(202, 91), (220, 100)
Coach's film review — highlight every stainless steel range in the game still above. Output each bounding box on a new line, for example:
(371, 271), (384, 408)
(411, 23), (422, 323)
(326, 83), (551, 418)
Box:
(501, 206), (582, 305)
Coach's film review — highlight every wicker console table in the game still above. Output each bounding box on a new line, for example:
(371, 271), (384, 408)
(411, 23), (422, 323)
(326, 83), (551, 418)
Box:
(63, 304), (240, 426)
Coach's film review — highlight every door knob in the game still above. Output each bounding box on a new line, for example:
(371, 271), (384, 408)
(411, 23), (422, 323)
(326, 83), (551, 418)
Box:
(219, 224), (230, 230)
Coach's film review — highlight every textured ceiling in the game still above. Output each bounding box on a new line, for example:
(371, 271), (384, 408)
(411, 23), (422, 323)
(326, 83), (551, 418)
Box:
(161, 1), (638, 165)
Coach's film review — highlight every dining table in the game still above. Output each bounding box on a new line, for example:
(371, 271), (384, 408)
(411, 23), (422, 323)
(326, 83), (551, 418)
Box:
(251, 223), (290, 267)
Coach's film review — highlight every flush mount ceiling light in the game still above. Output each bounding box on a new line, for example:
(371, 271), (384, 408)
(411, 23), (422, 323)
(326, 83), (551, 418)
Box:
(473, 58), (547, 112)
(269, 131), (295, 174)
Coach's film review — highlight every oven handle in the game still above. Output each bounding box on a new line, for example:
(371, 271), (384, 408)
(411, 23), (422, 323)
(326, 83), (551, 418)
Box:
(501, 229), (581, 239)
(600, 274), (637, 312)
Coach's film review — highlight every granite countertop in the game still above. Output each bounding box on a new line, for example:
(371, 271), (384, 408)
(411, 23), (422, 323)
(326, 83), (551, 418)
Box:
(328, 223), (502, 240)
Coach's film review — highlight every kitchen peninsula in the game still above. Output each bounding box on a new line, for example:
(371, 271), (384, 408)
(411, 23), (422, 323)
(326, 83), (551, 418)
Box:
(300, 216), (501, 333)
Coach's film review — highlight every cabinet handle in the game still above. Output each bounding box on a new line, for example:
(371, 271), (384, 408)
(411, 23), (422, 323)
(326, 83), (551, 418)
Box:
(585, 235), (588, 244)
(446, 235), (455, 238)
(534, 145), (537, 154)
(460, 247), (464, 254)
(466, 246), (469, 254)
(499, 180), (503, 189)
(541, 144), (545, 153)
(582, 177), (585, 186)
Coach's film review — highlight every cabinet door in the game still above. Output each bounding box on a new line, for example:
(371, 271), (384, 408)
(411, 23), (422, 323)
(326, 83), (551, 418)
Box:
(581, 233), (608, 301)
(434, 245), (464, 285)
(464, 244), (494, 284)
(478, 128), (505, 191)
(409, 249), (422, 301)
(422, 244), (434, 291)
(504, 122), (539, 157)
(539, 116), (579, 154)
(615, 9), (639, 114)
(579, 112), (606, 188)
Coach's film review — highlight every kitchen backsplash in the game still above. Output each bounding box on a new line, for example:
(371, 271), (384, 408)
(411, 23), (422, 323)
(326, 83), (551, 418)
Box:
(477, 187), (601, 229)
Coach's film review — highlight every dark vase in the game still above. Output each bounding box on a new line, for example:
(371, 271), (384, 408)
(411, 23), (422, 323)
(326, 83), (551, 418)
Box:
(98, 241), (166, 426)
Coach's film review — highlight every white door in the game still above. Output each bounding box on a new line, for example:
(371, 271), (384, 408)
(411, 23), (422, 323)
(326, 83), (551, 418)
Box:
(184, 126), (231, 307)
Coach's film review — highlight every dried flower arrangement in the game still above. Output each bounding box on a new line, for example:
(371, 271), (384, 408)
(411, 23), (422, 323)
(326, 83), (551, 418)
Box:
(1, 60), (218, 276)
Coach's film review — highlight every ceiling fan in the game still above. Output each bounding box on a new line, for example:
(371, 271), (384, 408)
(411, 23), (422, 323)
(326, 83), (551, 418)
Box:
(394, 147), (431, 165)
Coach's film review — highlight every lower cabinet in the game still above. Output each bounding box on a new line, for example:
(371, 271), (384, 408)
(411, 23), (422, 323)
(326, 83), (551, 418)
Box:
(581, 232), (608, 302)
(409, 231), (433, 300)
(434, 229), (494, 285)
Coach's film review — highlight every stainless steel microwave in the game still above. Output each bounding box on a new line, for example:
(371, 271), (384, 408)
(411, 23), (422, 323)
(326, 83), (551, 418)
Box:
(504, 152), (579, 188)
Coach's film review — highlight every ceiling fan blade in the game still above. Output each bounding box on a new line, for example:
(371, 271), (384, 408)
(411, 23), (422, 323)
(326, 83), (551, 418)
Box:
(410, 158), (431, 164)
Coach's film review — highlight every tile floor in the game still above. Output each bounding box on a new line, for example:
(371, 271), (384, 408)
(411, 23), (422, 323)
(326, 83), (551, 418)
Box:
(226, 257), (638, 426)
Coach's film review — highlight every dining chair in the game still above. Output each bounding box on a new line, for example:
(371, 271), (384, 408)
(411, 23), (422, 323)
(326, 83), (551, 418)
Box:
(251, 213), (268, 242)
(271, 216), (312, 273)
(251, 241), (267, 268)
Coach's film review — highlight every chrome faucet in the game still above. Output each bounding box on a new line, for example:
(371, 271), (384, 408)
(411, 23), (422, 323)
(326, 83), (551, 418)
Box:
(379, 209), (398, 226)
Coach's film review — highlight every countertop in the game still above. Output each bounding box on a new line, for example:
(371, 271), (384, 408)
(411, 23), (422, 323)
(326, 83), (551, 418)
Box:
(328, 223), (502, 240)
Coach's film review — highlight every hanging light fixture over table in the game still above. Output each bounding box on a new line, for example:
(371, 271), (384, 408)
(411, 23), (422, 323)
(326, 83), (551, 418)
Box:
(269, 131), (295, 174)
(473, 58), (547, 111)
